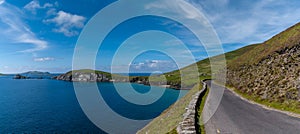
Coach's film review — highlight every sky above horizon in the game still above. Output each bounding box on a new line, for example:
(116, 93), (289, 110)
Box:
(0, 0), (299, 73)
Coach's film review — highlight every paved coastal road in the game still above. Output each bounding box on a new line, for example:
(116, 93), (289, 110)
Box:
(203, 81), (300, 134)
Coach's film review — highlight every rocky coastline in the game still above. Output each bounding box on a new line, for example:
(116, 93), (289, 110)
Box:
(54, 71), (111, 82)
(54, 70), (185, 90)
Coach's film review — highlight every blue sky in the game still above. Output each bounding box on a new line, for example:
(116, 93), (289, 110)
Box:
(0, 0), (299, 73)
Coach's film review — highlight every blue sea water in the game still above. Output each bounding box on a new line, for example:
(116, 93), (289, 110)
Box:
(117, 73), (162, 76)
(0, 75), (187, 133)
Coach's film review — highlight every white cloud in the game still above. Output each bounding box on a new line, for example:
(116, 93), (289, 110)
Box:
(34, 57), (55, 62)
(44, 11), (86, 37)
(46, 8), (56, 16)
(24, 0), (53, 14)
(130, 60), (177, 72)
(0, 2), (48, 53)
(17, 34), (48, 53)
(0, 0), (4, 5)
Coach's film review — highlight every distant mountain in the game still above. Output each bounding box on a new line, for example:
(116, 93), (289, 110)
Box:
(13, 71), (55, 79)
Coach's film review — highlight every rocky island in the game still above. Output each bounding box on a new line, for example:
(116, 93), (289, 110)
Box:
(55, 69), (112, 82)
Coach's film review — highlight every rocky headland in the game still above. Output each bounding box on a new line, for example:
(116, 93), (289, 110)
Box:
(54, 69), (112, 82)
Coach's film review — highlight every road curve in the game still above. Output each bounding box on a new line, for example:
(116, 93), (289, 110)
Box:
(203, 80), (300, 134)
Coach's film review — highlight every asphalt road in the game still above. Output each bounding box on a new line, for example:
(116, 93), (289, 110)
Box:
(203, 80), (300, 134)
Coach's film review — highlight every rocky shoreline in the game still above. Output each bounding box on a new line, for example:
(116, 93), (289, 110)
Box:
(54, 70), (186, 90)
(54, 71), (111, 82)
(10, 69), (191, 90)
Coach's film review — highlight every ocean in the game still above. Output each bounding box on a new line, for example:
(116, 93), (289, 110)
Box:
(0, 75), (187, 133)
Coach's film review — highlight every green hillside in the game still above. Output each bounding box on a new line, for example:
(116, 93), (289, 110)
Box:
(226, 22), (300, 114)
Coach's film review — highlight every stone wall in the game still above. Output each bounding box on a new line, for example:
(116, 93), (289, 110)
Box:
(176, 82), (207, 134)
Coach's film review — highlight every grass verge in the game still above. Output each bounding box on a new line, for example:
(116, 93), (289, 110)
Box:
(213, 81), (300, 115)
(229, 85), (300, 114)
(137, 83), (202, 134)
(196, 86), (209, 134)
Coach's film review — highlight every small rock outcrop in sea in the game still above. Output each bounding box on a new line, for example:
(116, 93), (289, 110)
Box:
(13, 74), (27, 79)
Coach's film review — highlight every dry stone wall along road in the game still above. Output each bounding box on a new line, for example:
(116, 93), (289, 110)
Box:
(177, 82), (207, 134)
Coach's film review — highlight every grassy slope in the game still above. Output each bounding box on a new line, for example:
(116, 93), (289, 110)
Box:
(225, 22), (300, 114)
(137, 83), (202, 134)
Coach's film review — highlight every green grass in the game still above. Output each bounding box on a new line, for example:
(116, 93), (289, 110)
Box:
(166, 128), (178, 134)
(226, 84), (300, 114)
(137, 83), (202, 134)
(196, 87), (209, 134)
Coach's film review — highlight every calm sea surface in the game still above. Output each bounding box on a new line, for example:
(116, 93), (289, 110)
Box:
(0, 75), (187, 133)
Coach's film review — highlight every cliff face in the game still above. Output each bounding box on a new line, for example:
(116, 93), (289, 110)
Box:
(55, 70), (111, 82)
(226, 22), (300, 103)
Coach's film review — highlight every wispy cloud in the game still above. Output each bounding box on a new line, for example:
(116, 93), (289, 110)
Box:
(34, 57), (55, 62)
(144, 0), (300, 53)
(188, 0), (300, 45)
(44, 11), (86, 37)
(0, 1), (48, 53)
(24, 0), (53, 14)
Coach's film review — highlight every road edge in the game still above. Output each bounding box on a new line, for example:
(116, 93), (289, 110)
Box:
(213, 81), (300, 119)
